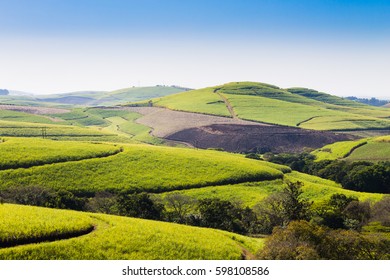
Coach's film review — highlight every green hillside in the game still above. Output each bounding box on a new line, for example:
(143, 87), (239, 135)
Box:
(157, 170), (383, 208)
(0, 203), (263, 260)
(0, 137), (121, 169)
(0, 141), (288, 195)
(147, 82), (390, 131)
(0, 107), (161, 144)
(312, 135), (390, 162)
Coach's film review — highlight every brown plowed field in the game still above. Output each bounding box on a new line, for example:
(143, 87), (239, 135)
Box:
(124, 107), (269, 137)
(166, 124), (355, 153)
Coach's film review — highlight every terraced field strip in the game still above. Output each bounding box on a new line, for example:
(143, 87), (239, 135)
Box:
(312, 139), (368, 161)
(0, 138), (123, 170)
(345, 141), (390, 162)
(0, 204), (95, 249)
(0, 204), (264, 260)
(157, 170), (383, 208)
(0, 144), (287, 195)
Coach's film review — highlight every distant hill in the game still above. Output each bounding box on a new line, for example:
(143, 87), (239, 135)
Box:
(346, 96), (389, 107)
(384, 103), (390, 108)
(0, 86), (189, 107)
(37, 86), (189, 106)
(145, 81), (390, 131)
(0, 89), (9, 95)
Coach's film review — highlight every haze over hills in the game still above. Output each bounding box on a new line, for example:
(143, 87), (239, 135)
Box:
(0, 86), (190, 107)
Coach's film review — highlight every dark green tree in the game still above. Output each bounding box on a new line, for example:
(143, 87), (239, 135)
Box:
(117, 192), (164, 220)
(280, 181), (312, 223)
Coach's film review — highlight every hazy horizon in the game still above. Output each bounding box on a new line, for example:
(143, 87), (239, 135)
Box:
(1, 0), (389, 99)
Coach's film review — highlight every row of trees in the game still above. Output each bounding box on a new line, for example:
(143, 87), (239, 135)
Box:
(266, 153), (390, 193)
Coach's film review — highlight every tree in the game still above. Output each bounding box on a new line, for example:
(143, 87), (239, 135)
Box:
(197, 198), (255, 234)
(85, 191), (118, 214)
(258, 220), (390, 260)
(371, 196), (390, 226)
(253, 193), (285, 234)
(117, 192), (164, 220)
(164, 193), (195, 223)
(280, 181), (312, 223)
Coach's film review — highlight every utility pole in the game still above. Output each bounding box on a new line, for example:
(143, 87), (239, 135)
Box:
(41, 127), (47, 139)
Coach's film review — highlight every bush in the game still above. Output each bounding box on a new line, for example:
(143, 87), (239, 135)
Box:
(258, 220), (390, 260)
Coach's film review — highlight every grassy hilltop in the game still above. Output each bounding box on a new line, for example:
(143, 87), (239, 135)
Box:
(147, 82), (390, 131)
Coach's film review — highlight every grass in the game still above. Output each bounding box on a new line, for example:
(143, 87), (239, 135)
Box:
(300, 115), (390, 131)
(153, 87), (231, 117)
(0, 109), (59, 124)
(0, 119), (118, 139)
(346, 141), (390, 162)
(223, 93), (339, 126)
(0, 203), (94, 247)
(49, 108), (109, 126)
(312, 135), (390, 162)
(311, 139), (368, 161)
(0, 137), (121, 170)
(0, 203), (264, 260)
(0, 144), (287, 196)
(158, 171), (383, 208)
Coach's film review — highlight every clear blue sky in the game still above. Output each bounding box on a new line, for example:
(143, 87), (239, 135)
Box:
(0, 0), (389, 98)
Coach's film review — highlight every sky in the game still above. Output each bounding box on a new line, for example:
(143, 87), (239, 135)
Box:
(0, 0), (389, 98)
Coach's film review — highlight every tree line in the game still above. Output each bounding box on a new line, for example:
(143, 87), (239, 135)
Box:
(265, 153), (390, 193)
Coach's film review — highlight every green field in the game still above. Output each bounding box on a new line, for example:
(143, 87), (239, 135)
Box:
(312, 139), (368, 161)
(0, 137), (121, 169)
(0, 203), (264, 260)
(312, 136), (390, 162)
(346, 141), (390, 162)
(153, 87), (230, 117)
(0, 143), (288, 195)
(158, 171), (383, 208)
(0, 204), (94, 247)
(0, 109), (61, 124)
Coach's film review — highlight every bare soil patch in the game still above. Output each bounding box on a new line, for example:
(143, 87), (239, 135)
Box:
(124, 107), (269, 137)
(166, 124), (355, 153)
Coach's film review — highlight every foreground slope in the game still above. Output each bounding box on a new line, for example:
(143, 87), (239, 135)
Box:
(0, 204), (263, 260)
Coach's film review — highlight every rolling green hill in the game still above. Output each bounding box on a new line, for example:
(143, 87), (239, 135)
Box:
(0, 203), (263, 260)
(0, 141), (288, 195)
(147, 82), (390, 131)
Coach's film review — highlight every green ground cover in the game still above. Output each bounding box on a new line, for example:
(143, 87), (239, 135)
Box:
(0, 203), (264, 260)
(0, 137), (121, 169)
(0, 144), (287, 195)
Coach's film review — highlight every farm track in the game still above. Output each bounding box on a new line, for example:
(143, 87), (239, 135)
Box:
(213, 89), (238, 119)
